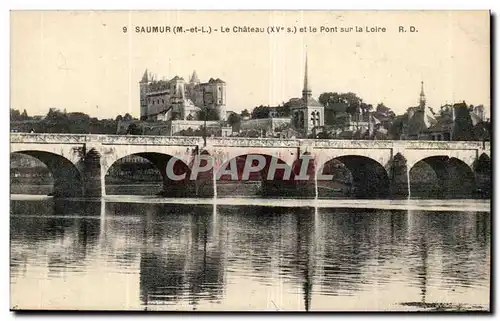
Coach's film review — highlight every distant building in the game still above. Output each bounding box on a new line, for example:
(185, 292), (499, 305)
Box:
(239, 118), (291, 137)
(236, 52), (324, 138)
(400, 82), (488, 141)
(323, 101), (381, 138)
(117, 120), (232, 137)
(400, 82), (438, 140)
(135, 68), (234, 137)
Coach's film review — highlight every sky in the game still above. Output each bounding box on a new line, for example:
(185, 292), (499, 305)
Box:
(10, 10), (490, 119)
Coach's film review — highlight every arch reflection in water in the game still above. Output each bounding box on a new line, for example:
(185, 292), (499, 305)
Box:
(10, 199), (490, 311)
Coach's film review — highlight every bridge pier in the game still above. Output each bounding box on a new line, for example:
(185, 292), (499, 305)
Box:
(82, 147), (105, 198)
(473, 154), (491, 198)
(389, 152), (410, 198)
(292, 153), (317, 198)
(194, 169), (215, 198)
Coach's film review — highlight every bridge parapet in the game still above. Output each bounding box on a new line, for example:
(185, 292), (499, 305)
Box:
(310, 139), (490, 150)
(10, 133), (94, 144)
(209, 137), (300, 148)
(9, 133), (205, 146)
(99, 135), (203, 146)
(10, 133), (490, 150)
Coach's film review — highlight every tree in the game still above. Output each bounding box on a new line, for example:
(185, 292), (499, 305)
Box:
(375, 103), (396, 119)
(275, 122), (291, 133)
(239, 129), (261, 138)
(21, 109), (28, 120)
(389, 115), (407, 140)
(46, 108), (68, 122)
(241, 109), (250, 118)
(319, 92), (363, 115)
(452, 102), (474, 141)
(10, 109), (21, 121)
(126, 123), (142, 135)
(179, 127), (195, 136)
(123, 113), (133, 122)
(115, 115), (123, 122)
(227, 112), (242, 131)
(280, 98), (303, 117)
(197, 108), (220, 121)
(473, 120), (491, 141)
(251, 105), (270, 119)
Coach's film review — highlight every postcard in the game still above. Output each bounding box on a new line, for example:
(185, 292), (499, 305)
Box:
(10, 10), (491, 312)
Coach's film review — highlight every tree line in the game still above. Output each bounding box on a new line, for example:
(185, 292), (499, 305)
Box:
(10, 92), (491, 141)
(10, 108), (137, 134)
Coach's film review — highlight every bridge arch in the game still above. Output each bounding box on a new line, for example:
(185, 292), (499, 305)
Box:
(215, 153), (296, 197)
(318, 155), (390, 198)
(105, 152), (195, 197)
(10, 150), (83, 197)
(409, 156), (477, 198)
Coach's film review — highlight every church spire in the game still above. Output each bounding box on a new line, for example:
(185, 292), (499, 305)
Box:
(302, 49), (312, 100)
(419, 81), (426, 109)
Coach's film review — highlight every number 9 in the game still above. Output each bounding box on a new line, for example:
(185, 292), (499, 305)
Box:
(123, 26), (128, 33)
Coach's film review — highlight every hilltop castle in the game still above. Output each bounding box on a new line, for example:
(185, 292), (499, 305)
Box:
(139, 70), (227, 122)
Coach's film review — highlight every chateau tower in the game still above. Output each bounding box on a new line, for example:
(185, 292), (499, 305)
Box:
(170, 76), (186, 120)
(190, 70), (200, 85)
(139, 69), (150, 120)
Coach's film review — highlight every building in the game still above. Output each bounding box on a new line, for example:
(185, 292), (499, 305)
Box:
(401, 82), (488, 141)
(323, 101), (381, 137)
(400, 82), (439, 140)
(140, 70), (227, 122)
(235, 52), (323, 138)
(239, 117), (291, 137)
(290, 53), (325, 136)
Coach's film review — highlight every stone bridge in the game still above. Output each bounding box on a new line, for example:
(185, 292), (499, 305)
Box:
(10, 133), (491, 199)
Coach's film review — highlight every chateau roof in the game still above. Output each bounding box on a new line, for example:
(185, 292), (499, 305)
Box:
(190, 70), (200, 83)
(140, 69), (149, 83)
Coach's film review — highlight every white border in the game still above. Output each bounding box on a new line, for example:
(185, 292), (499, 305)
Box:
(2, 1), (498, 320)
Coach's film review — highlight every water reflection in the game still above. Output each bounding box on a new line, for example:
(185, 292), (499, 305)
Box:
(10, 198), (490, 311)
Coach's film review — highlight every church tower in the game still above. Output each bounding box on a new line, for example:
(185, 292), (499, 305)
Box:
(290, 50), (324, 136)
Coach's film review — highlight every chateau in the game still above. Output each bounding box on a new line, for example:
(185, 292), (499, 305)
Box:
(139, 69), (227, 122)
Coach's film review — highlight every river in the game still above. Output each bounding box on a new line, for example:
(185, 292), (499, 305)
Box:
(10, 187), (490, 312)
